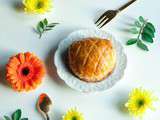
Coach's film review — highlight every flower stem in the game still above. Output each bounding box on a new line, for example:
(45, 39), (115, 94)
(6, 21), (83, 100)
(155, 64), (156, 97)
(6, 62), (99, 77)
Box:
(137, 20), (148, 40)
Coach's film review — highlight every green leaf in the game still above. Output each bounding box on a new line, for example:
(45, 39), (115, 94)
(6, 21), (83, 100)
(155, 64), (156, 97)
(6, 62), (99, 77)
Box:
(130, 28), (139, 34)
(143, 26), (155, 38)
(146, 22), (155, 32)
(50, 23), (59, 25)
(44, 28), (52, 31)
(37, 25), (43, 33)
(21, 118), (28, 120)
(39, 21), (44, 29)
(36, 19), (59, 38)
(137, 40), (149, 51)
(135, 21), (141, 27)
(12, 109), (21, 120)
(43, 18), (48, 26)
(4, 116), (11, 120)
(126, 38), (138, 45)
(139, 16), (145, 23)
(47, 23), (59, 27)
(144, 25), (155, 35)
(47, 24), (56, 28)
(36, 21), (45, 38)
(142, 33), (153, 43)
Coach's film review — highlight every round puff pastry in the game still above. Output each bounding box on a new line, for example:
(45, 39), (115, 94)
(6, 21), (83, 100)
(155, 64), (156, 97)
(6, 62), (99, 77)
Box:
(68, 38), (116, 82)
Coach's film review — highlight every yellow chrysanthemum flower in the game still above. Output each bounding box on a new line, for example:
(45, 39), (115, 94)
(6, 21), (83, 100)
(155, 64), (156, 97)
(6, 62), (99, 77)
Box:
(23, 0), (52, 14)
(63, 108), (84, 120)
(125, 87), (158, 117)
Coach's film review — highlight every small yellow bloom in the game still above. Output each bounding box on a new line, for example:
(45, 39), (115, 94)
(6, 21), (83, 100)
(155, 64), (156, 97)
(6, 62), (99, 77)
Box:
(23, 0), (52, 14)
(125, 87), (158, 117)
(63, 108), (84, 120)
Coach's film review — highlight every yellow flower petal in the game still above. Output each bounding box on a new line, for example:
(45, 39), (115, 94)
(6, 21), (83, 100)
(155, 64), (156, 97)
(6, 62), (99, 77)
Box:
(125, 87), (158, 117)
(23, 0), (53, 14)
(63, 108), (84, 120)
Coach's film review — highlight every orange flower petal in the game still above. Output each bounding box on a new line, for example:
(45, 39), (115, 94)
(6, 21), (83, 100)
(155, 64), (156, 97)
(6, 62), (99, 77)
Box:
(6, 52), (45, 92)
(17, 53), (25, 63)
(7, 69), (17, 75)
(25, 52), (33, 62)
(9, 57), (20, 66)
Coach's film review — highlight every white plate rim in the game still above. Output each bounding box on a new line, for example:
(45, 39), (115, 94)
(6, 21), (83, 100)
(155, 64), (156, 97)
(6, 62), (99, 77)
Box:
(54, 29), (127, 93)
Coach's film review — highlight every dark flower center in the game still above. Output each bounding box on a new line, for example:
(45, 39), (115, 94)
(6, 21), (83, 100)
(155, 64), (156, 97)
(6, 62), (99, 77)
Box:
(22, 67), (30, 76)
(36, 1), (44, 9)
(72, 116), (77, 120)
(137, 99), (145, 108)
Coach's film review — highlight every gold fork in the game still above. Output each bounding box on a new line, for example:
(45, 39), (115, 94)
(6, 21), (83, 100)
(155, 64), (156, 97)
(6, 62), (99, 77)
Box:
(95, 0), (137, 28)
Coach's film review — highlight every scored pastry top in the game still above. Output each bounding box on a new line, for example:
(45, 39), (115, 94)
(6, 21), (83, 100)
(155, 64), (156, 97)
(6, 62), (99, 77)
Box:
(68, 37), (116, 82)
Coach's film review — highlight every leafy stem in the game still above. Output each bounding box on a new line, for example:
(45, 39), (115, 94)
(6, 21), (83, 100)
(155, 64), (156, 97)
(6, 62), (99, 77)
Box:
(126, 16), (156, 51)
(3, 109), (28, 120)
(36, 18), (59, 39)
(137, 19), (148, 39)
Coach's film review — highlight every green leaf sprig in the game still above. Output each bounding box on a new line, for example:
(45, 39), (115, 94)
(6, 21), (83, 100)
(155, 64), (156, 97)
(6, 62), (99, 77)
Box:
(4, 109), (28, 120)
(36, 18), (59, 38)
(126, 16), (156, 51)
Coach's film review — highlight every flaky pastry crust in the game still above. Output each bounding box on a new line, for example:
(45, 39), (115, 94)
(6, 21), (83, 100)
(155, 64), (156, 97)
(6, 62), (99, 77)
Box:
(68, 38), (116, 82)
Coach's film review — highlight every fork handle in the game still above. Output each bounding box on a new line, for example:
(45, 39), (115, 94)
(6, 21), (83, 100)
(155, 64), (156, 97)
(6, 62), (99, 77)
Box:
(118, 0), (137, 12)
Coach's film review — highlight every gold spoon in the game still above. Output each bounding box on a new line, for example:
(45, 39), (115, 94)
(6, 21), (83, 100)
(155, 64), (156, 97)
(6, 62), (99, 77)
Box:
(37, 93), (52, 120)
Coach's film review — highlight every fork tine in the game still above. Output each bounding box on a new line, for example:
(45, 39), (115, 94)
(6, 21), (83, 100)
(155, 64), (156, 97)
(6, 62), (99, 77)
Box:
(96, 16), (108, 27)
(95, 12), (107, 24)
(99, 18), (112, 28)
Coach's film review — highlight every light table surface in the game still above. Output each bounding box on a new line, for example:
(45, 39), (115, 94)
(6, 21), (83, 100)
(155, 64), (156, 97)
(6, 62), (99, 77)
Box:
(0, 0), (160, 119)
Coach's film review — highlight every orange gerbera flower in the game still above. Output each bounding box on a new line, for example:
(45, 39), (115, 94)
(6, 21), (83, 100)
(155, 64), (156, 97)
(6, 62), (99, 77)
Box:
(6, 52), (45, 92)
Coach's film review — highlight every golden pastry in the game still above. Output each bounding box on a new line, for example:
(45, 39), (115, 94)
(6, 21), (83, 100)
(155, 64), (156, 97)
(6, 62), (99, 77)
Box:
(68, 38), (116, 82)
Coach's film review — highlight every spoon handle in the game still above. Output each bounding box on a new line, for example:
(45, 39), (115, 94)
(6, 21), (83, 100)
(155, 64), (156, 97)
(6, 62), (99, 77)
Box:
(46, 114), (50, 120)
(118, 0), (137, 11)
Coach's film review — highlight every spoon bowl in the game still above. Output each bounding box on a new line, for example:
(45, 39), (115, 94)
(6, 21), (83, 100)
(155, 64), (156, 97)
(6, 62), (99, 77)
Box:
(37, 93), (52, 120)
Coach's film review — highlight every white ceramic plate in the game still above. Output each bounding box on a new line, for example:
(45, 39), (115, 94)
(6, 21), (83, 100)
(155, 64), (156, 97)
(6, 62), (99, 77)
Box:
(54, 29), (127, 93)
